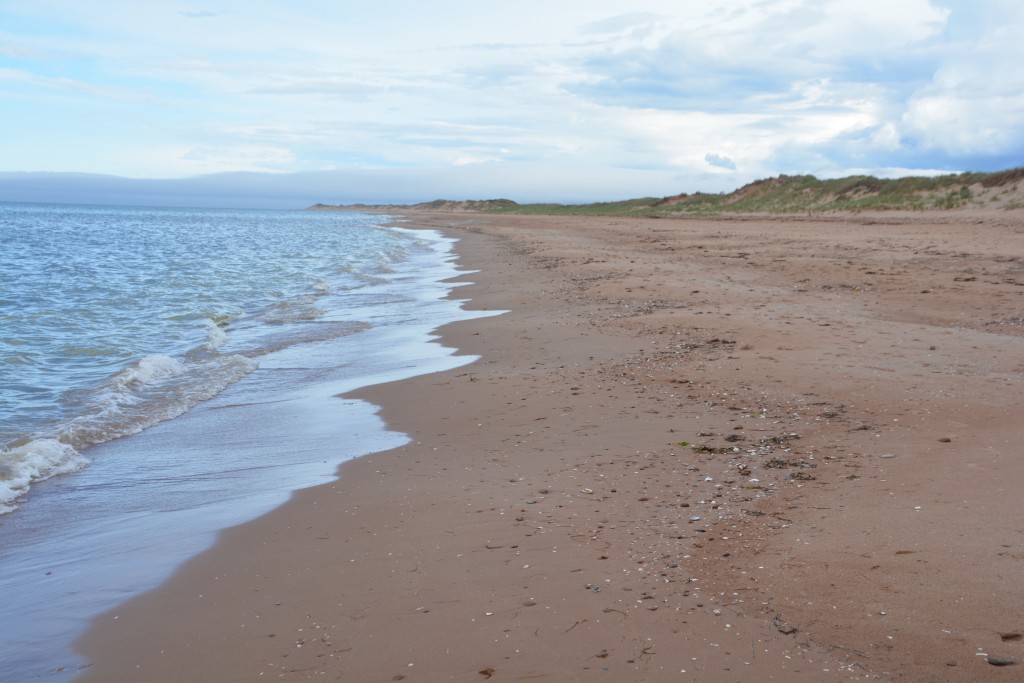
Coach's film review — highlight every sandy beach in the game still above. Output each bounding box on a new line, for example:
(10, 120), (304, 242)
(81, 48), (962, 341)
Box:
(75, 211), (1024, 682)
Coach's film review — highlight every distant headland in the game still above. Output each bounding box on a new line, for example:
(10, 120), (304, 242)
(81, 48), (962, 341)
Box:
(310, 167), (1024, 216)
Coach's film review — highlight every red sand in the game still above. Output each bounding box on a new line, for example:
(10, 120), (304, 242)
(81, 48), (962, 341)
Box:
(76, 211), (1024, 681)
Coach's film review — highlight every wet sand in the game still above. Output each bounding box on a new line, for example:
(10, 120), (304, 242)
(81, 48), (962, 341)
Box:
(76, 211), (1024, 681)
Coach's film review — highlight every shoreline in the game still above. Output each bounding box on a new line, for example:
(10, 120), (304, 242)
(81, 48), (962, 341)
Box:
(0, 220), (484, 683)
(75, 212), (1023, 681)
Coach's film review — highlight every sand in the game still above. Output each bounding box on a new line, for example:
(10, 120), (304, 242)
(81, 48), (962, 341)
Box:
(75, 211), (1024, 682)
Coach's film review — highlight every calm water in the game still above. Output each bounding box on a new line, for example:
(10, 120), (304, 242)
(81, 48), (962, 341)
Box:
(0, 203), (493, 681)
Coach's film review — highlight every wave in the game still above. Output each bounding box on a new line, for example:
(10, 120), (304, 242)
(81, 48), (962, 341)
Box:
(0, 208), (421, 516)
(0, 439), (88, 514)
(203, 319), (229, 351)
(0, 316), (374, 513)
(110, 353), (184, 388)
(260, 297), (323, 324)
(0, 352), (258, 514)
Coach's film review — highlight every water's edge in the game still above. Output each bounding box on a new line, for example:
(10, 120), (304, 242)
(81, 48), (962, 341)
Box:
(0, 224), (501, 683)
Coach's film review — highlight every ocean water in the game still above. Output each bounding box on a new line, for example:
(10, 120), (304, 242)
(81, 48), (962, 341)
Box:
(0, 203), (494, 681)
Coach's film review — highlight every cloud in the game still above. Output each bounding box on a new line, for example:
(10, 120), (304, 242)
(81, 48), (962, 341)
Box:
(454, 63), (533, 88)
(579, 12), (661, 35)
(705, 153), (737, 170)
(181, 146), (297, 173)
(452, 154), (504, 166)
(0, 65), (157, 103)
(566, 1), (949, 112)
(556, 1), (1024, 177)
(246, 79), (386, 99)
(1, 0), (1022, 199)
(899, 49), (1024, 157)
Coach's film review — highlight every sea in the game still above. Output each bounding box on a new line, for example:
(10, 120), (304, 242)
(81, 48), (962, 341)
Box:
(0, 202), (495, 681)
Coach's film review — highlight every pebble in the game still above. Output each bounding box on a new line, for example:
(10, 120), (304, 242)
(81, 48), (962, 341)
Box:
(773, 616), (798, 635)
(880, 453), (896, 459)
(987, 656), (1017, 667)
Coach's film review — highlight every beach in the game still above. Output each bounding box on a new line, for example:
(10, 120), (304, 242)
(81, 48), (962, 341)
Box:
(75, 210), (1024, 682)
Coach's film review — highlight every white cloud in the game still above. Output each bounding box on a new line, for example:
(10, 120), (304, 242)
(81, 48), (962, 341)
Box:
(0, 0), (1021, 199)
(869, 122), (903, 152)
(903, 89), (1024, 155)
(452, 154), (504, 166)
(780, 0), (949, 58)
(899, 20), (1024, 155)
(0, 66), (156, 102)
(180, 145), (297, 173)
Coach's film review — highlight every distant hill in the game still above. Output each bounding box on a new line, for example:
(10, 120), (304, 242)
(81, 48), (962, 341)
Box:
(311, 168), (1024, 216)
(309, 198), (521, 212)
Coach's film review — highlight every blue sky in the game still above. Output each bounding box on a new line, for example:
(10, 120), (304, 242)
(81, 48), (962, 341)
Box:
(2, 0), (1023, 206)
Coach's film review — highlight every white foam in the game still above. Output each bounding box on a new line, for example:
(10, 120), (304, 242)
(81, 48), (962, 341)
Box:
(0, 353), (260, 515)
(0, 439), (89, 513)
(64, 353), (259, 450)
(112, 354), (184, 389)
(203, 320), (229, 351)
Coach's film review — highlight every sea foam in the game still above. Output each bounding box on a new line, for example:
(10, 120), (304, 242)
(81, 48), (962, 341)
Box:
(0, 439), (89, 513)
(203, 319), (229, 351)
(0, 352), (258, 513)
(64, 353), (259, 448)
(111, 354), (185, 388)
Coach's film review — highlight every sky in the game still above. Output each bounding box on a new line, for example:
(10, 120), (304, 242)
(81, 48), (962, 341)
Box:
(2, 0), (1023, 207)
